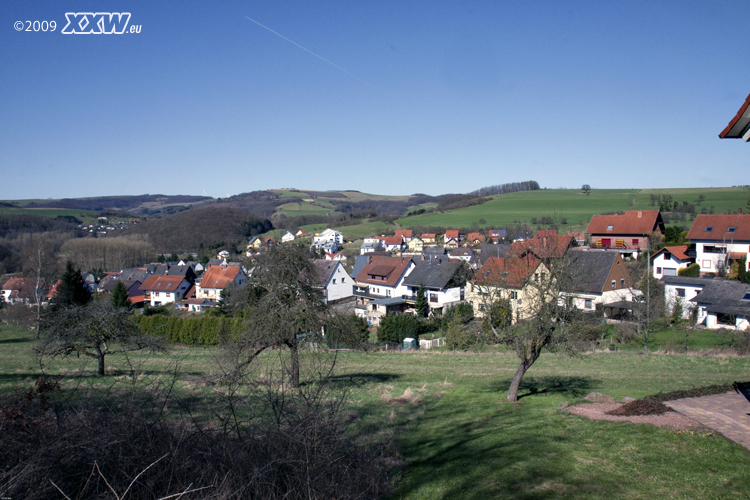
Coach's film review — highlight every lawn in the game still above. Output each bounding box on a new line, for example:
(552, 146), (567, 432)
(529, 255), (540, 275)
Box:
(1, 323), (749, 499)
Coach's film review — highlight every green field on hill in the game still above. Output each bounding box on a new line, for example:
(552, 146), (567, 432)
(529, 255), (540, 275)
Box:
(394, 187), (749, 233)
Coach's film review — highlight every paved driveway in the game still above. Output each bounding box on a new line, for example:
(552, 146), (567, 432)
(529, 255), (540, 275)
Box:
(665, 389), (750, 451)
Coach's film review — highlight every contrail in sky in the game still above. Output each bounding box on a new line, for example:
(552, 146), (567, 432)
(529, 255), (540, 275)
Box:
(244, 15), (371, 86)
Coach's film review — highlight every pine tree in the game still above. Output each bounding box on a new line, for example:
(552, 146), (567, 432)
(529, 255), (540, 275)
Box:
(55, 261), (91, 308)
(111, 281), (132, 309)
(415, 285), (428, 317)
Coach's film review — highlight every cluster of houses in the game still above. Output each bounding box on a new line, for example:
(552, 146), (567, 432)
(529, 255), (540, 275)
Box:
(79, 216), (140, 236)
(3, 210), (749, 332)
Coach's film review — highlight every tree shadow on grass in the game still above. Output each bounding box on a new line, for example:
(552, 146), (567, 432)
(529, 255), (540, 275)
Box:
(488, 375), (601, 400)
(325, 372), (400, 388)
(0, 337), (33, 344)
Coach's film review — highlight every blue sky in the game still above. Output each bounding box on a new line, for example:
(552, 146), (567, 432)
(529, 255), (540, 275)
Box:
(1, 1), (748, 200)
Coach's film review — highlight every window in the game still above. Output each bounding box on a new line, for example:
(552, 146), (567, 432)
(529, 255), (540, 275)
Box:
(585, 299), (592, 309)
(341, 278), (345, 283)
(510, 291), (518, 300)
(607, 225), (614, 231)
(632, 239), (639, 246)
(620, 278), (625, 287)
(742, 293), (750, 301)
(611, 280), (616, 289)
(663, 252), (671, 260)
(676, 288), (685, 298)
(728, 227), (736, 233)
(656, 267), (662, 274)
(705, 226), (713, 232)
(332, 279), (336, 284)
(429, 293), (438, 303)
(386, 289), (391, 297)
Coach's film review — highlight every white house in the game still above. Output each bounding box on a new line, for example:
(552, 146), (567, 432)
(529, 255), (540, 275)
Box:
(686, 214), (750, 275)
(360, 237), (383, 255)
(312, 229), (344, 250)
(140, 275), (191, 307)
(689, 279), (750, 330)
(281, 231), (296, 243)
(195, 264), (246, 301)
(352, 256), (416, 323)
(402, 259), (468, 315)
(659, 275), (710, 320)
(561, 249), (638, 315)
(651, 245), (695, 279)
(313, 260), (353, 303)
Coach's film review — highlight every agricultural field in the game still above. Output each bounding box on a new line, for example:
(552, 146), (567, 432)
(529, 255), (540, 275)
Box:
(1, 323), (748, 499)
(394, 187), (750, 233)
(0, 206), (99, 220)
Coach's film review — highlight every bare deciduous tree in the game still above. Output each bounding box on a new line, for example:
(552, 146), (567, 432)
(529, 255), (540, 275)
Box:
(37, 300), (166, 375)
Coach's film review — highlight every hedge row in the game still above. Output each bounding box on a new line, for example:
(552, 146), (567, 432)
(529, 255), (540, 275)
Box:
(132, 315), (245, 346)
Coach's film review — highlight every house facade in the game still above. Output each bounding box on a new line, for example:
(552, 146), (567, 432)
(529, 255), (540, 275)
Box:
(659, 275), (709, 320)
(140, 275), (191, 307)
(689, 279), (750, 330)
(195, 264), (247, 302)
(561, 249), (637, 313)
(651, 245), (695, 279)
(586, 210), (664, 258)
(467, 255), (549, 324)
(353, 256), (416, 323)
(313, 260), (353, 303)
(685, 214), (750, 275)
(402, 259), (468, 315)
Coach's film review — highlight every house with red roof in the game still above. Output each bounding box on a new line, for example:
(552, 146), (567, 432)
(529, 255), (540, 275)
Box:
(443, 230), (460, 248)
(195, 264), (247, 302)
(508, 230), (576, 260)
(394, 229), (413, 242)
(465, 232), (485, 246)
(467, 255), (547, 324)
(140, 275), (192, 307)
(719, 92), (750, 141)
(651, 245), (695, 279)
(686, 214), (750, 275)
(586, 210), (664, 258)
(1, 277), (37, 305)
(421, 233), (437, 245)
(352, 256), (416, 323)
(382, 236), (405, 253)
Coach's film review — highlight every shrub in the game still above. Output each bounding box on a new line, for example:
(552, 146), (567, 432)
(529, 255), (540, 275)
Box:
(678, 263), (700, 277)
(442, 303), (474, 325)
(376, 313), (422, 343)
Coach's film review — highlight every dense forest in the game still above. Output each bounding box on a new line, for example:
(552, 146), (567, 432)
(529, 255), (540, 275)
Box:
(25, 194), (211, 212)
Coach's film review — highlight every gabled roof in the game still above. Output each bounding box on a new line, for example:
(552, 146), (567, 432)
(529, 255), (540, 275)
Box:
(466, 232), (485, 243)
(444, 230), (460, 239)
(686, 214), (750, 241)
(691, 279), (750, 316)
(355, 256), (413, 288)
(403, 260), (467, 290)
(473, 255), (542, 289)
(120, 268), (150, 283)
(140, 275), (188, 292)
(719, 93), (750, 140)
(383, 236), (403, 246)
(479, 243), (511, 264)
(586, 210), (664, 235)
(199, 265), (243, 290)
(566, 249), (630, 294)
(312, 259), (346, 285)
(421, 233), (436, 239)
(395, 229), (413, 240)
(508, 231), (575, 259)
(651, 245), (692, 261)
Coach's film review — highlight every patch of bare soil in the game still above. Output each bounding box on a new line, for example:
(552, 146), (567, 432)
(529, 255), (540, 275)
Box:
(564, 403), (701, 430)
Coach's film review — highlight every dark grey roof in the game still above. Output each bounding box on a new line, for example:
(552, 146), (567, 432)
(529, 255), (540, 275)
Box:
(691, 280), (750, 316)
(369, 297), (407, 306)
(479, 243), (511, 264)
(659, 276), (713, 286)
(403, 260), (467, 290)
(120, 268), (150, 283)
(423, 247), (447, 257)
(149, 264), (170, 275)
(312, 259), (339, 284)
(565, 249), (619, 294)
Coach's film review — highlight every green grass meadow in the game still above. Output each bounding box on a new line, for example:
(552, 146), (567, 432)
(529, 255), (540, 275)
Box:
(1, 322), (749, 499)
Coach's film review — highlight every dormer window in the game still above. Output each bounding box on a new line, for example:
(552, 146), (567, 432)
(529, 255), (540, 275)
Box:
(743, 293), (750, 301)
(607, 225), (614, 231)
(728, 227), (736, 233)
(705, 227), (713, 232)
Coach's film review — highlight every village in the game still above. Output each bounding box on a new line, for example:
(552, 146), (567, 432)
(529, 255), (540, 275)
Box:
(4, 209), (748, 336)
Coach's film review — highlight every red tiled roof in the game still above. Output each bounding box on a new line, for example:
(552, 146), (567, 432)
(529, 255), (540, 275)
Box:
(421, 233), (436, 239)
(355, 256), (413, 288)
(508, 231), (575, 259)
(652, 245), (691, 261)
(383, 237), (403, 246)
(466, 232), (485, 243)
(474, 255), (542, 289)
(719, 93), (750, 139)
(395, 230), (413, 240)
(686, 214), (750, 241)
(199, 265), (242, 290)
(445, 230), (459, 239)
(586, 210), (663, 236)
(140, 275), (188, 292)
(2, 277), (28, 292)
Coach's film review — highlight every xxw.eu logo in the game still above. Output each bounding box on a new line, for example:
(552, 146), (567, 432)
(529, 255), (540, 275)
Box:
(61, 12), (138, 34)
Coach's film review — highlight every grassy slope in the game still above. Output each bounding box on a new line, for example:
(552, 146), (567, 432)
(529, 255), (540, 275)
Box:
(394, 187), (750, 233)
(2, 323), (749, 499)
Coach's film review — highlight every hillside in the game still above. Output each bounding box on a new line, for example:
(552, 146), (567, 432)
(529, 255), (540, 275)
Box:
(118, 206), (272, 253)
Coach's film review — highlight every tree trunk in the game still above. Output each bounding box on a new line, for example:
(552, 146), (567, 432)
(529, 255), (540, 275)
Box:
(289, 342), (299, 388)
(507, 361), (530, 402)
(98, 355), (105, 376)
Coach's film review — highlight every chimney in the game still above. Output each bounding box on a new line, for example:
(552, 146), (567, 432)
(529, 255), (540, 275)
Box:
(638, 211), (642, 218)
